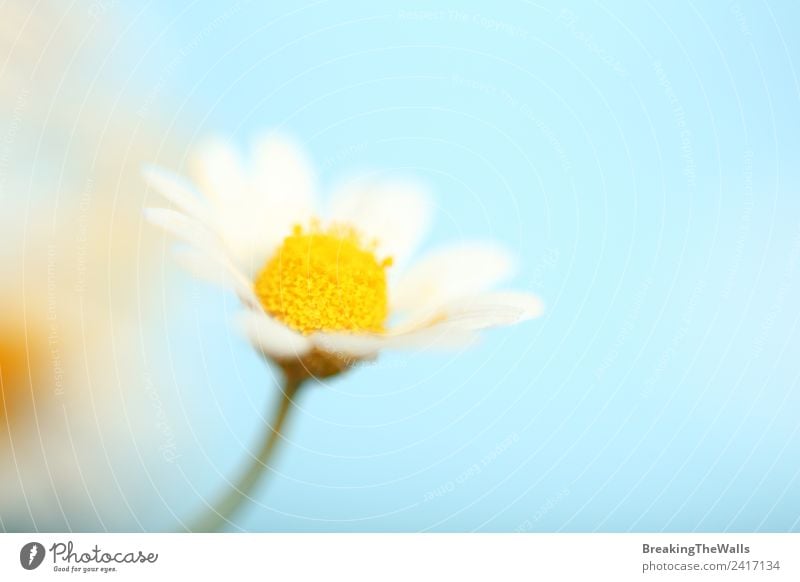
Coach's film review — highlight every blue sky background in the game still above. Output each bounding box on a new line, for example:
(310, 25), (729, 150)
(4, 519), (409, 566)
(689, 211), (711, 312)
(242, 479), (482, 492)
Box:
(80, 1), (800, 531)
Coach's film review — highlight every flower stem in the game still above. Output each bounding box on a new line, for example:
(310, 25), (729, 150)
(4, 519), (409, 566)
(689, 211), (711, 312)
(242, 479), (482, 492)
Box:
(187, 376), (304, 532)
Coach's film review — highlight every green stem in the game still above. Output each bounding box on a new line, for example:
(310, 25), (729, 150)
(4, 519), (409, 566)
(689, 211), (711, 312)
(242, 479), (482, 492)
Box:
(187, 376), (304, 532)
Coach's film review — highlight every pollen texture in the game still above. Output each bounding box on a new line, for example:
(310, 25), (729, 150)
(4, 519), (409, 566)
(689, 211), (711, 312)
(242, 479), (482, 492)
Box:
(255, 223), (391, 334)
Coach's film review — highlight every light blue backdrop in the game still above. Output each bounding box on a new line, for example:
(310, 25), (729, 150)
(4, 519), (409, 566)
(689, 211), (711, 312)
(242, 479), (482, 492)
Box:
(118, 1), (799, 531)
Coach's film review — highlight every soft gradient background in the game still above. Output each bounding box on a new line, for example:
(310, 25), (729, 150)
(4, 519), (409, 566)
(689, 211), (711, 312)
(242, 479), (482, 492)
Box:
(2, 0), (799, 532)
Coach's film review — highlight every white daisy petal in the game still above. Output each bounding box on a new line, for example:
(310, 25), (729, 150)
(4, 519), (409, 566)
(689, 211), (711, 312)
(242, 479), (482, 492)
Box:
(189, 138), (248, 205)
(251, 133), (316, 229)
(391, 242), (517, 312)
(223, 134), (317, 270)
(171, 248), (260, 310)
(328, 177), (431, 265)
(314, 326), (477, 358)
(436, 291), (544, 330)
(236, 311), (312, 359)
(142, 165), (212, 224)
(188, 135), (317, 272)
(318, 291), (541, 358)
(144, 207), (221, 255)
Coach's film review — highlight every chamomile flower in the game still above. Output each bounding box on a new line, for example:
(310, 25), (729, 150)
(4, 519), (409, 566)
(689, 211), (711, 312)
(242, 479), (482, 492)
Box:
(143, 133), (542, 531)
(143, 134), (543, 382)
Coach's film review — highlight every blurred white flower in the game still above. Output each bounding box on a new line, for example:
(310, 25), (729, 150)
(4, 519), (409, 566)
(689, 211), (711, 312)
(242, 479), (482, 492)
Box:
(1, 0), (187, 532)
(0, 194), (181, 532)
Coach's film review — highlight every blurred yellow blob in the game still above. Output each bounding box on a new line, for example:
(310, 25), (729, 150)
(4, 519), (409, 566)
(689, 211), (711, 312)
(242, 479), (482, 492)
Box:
(0, 322), (34, 431)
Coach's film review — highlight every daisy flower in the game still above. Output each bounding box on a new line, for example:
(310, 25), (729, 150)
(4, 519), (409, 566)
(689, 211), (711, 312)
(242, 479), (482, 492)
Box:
(143, 133), (543, 531)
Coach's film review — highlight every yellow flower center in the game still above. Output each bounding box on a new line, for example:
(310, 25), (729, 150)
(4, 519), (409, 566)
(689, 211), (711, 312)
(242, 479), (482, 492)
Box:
(255, 223), (392, 334)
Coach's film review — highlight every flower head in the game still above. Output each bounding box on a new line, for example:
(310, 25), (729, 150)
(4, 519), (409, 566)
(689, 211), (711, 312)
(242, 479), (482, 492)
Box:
(144, 134), (542, 381)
